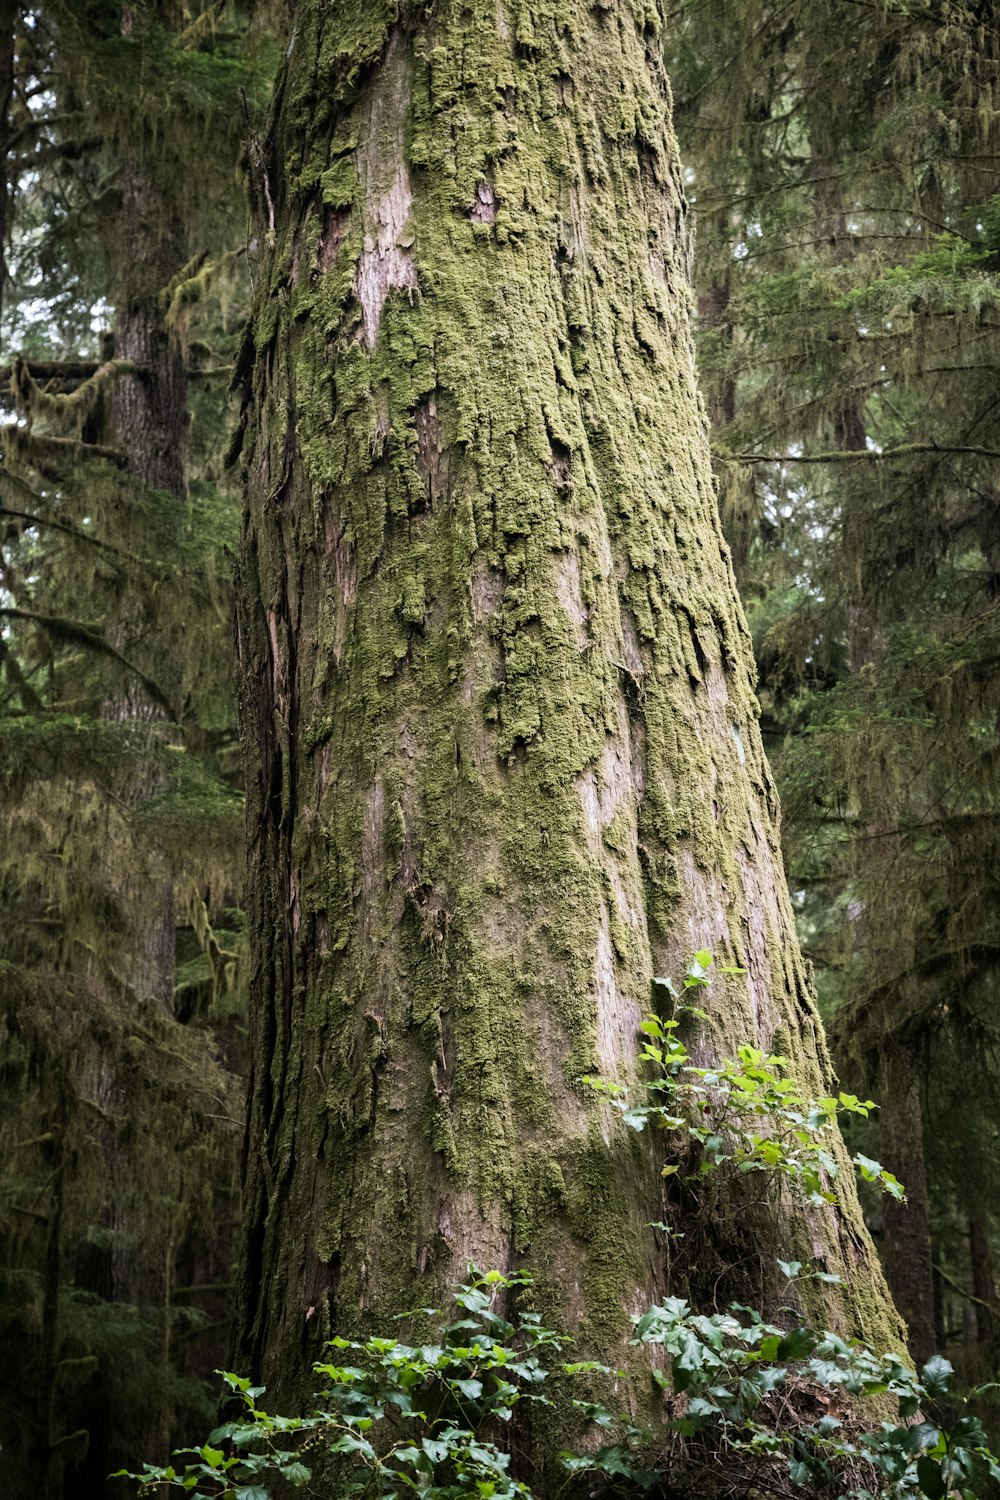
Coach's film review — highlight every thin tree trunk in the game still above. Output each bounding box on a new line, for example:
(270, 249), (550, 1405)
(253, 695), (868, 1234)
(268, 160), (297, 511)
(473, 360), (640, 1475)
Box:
(102, 153), (187, 1001)
(233, 0), (903, 1443)
(878, 1051), (935, 1368)
(0, 0), (16, 335)
(109, 167), (187, 503)
(969, 1213), (997, 1366)
(80, 50), (191, 1489)
(38, 1128), (64, 1500)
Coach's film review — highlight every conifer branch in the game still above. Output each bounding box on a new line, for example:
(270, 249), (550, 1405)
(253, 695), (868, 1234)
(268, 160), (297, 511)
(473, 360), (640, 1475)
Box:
(8, 356), (143, 428)
(0, 358), (140, 383)
(726, 443), (1000, 465)
(4, 429), (127, 471)
(0, 608), (177, 720)
(0, 502), (126, 559)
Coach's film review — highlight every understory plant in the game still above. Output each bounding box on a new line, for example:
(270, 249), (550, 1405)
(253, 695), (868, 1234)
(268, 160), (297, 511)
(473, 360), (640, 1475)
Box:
(583, 951), (904, 1207)
(117, 960), (997, 1499)
(116, 1265), (1000, 1500)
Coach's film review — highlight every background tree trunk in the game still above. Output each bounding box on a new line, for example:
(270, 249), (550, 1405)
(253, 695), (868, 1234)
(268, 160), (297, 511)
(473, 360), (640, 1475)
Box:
(0, 0), (15, 331)
(233, 0), (903, 1434)
(878, 1050), (935, 1368)
(969, 1212), (997, 1371)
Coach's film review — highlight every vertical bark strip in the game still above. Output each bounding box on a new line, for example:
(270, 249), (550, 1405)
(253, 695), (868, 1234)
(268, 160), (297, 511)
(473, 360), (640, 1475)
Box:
(233, 0), (902, 1421)
(0, 0), (15, 335)
(969, 1213), (997, 1364)
(878, 1054), (935, 1368)
(109, 142), (188, 502)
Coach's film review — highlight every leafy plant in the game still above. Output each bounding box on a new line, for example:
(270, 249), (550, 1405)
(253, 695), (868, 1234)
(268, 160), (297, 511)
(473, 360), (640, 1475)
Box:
(583, 953), (904, 1208)
(113, 1267), (617, 1499)
(117, 1262), (1000, 1500)
(118, 964), (984, 1500)
(578, 1268), (1000, 1500)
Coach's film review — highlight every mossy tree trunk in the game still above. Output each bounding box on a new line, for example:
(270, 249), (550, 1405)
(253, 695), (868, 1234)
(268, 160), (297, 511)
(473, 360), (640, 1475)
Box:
(233, 0), (903, 1435)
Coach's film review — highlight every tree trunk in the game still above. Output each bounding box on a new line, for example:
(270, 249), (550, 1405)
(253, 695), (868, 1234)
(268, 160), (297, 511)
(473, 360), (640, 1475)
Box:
(232, 0), (902, 1432)
(0, 0), (16, 332)
(878, 1051), (935, 1369)
(101, 151), (187, 1000)
(969, 1213), (997, 1370)
(110, 164), (187, 504)
(78, 31), (191, 1486)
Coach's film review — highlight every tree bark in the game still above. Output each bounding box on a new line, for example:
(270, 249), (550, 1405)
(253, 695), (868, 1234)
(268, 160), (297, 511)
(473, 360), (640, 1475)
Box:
(109, 165), (187, 503)
(76, 20), (190, 1484)
(0, 0), (16, 333)
(969, 1212), (997, 1368)
(233, 0), (903, 1433)
(878, 1051), (935, 1369)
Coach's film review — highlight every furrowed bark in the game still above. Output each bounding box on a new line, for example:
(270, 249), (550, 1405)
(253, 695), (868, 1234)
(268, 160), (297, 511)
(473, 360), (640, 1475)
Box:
(233, 0), (903, 1441)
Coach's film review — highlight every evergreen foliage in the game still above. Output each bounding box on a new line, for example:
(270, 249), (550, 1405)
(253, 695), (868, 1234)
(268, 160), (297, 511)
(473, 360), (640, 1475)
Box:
(671, 0), (1000, 1381)
(0, 5), (278, 1493)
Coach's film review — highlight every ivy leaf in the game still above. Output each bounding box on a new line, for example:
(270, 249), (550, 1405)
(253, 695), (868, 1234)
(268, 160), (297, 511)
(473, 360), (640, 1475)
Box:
(452, 1378), (484, 1400)
(917, 1456), (946, 1500)
(777, 1328), (817, 1360)
(921, 1355), (954, 1397)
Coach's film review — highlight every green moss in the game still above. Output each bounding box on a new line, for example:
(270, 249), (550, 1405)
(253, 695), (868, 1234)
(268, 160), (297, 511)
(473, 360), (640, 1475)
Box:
(233, 0), (904, 1445)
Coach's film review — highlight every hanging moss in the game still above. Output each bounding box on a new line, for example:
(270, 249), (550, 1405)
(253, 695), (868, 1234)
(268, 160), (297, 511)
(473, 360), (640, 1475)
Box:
(0, 4), (281, 1493)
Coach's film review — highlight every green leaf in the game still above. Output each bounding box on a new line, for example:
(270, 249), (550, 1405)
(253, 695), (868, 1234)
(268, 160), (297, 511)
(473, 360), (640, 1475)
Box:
(777, 1328), (816, 1360)
(853, 1154), (906, 1200)
(330, 1433), (377, 1460)
(921, 1355), (954, 1397)
(917, 1456), (946, 1500)
(452, 1378), (484, 1400)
